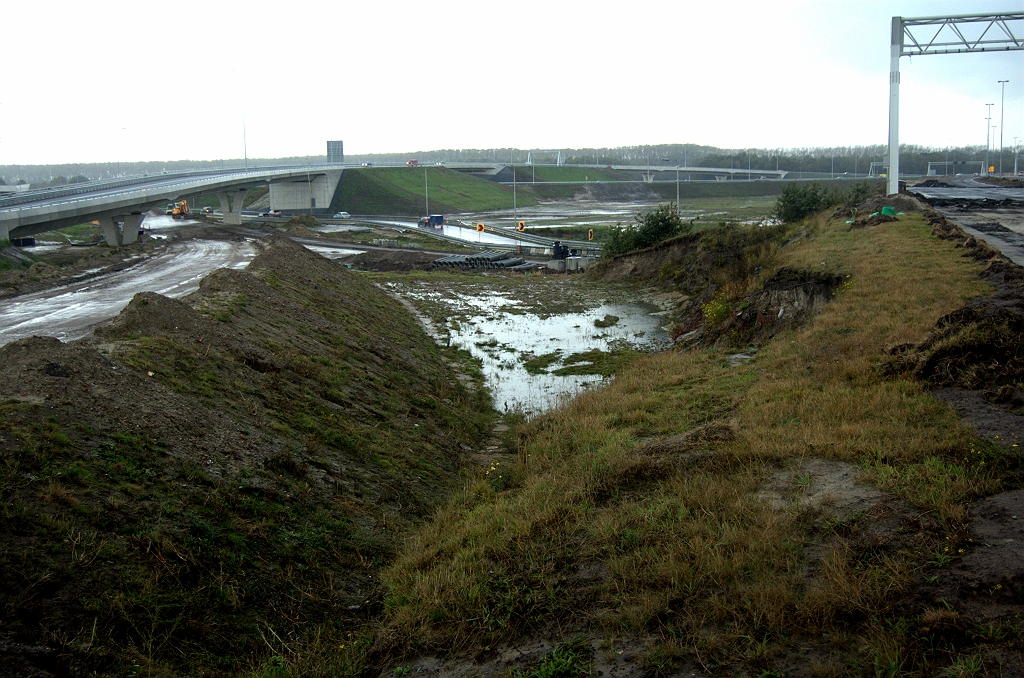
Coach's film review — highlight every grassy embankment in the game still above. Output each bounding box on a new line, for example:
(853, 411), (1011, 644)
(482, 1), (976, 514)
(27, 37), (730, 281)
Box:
(335, 167), (538, 216)
(363, 209), (1019, 673)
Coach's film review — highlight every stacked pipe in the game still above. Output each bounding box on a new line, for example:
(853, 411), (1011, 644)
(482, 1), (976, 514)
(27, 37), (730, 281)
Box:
(432, 251), (533, 271)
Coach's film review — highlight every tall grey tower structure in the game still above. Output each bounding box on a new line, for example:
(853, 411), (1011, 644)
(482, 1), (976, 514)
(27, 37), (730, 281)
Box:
(327, 141), (344, 164)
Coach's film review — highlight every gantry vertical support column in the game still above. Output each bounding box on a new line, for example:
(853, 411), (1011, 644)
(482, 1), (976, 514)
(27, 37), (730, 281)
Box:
(887, 16), (902, 196)
(217, 189), (249, 225)
(884, 12), (1023, 196)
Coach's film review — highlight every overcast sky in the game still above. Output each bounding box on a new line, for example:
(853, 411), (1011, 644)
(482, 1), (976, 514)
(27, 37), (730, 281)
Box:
(1, 0), (1021, 165)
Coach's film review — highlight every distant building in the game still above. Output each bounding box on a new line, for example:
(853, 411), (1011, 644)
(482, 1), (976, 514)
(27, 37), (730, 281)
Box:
(327, 141), (344, 164)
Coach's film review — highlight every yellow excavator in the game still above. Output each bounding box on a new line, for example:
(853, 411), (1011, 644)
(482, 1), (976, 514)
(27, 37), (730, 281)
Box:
(166, 199), (189, 218)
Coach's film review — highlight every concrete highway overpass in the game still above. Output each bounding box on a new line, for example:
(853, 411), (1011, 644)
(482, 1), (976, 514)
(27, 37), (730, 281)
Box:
(608, 165), (788, 181)
(0, 166), (347, 245)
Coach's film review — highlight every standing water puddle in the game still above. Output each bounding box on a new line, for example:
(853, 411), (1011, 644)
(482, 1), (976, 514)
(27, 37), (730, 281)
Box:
(386, 282), (671, 414)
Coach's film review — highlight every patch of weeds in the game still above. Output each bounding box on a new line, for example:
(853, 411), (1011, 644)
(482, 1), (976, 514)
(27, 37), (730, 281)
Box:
(701, 295), (730, 327)
(552, 348), (637, 377)
(484, 460), (519, 492)
(523, 351), (562, 375)
(514, 635), (593, 678)
(594, 314), (620, 328)
(864, 453), (999, 524)
(938, 655), (986, 678)
(257, 655), (287, 677)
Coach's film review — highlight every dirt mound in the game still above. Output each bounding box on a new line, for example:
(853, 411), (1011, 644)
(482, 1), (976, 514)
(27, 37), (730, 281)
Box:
(344, 248), (439, 272)
(887, 305), (1024, 393)
(916, 179), (953, 188)
(0, 335), (252, 459)
(286, 224), (319, 238)
(856, 194), (924, 215)
(979, 176), (1024, 188)
(0, 235), (494, 675)
(849, 213), (898, 229)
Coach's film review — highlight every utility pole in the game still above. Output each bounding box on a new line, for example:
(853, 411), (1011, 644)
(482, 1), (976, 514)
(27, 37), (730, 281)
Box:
(424, 169), (429, 215)
(998, 80), (1009, 174)
(986, 103), (994, 173)
(676, 165), (680, 217)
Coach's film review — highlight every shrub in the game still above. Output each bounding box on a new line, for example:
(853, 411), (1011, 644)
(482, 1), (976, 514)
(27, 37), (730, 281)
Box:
(773, 182), (829, 223)
(773, 181), (877, 223)
(603, 203), (691, 257)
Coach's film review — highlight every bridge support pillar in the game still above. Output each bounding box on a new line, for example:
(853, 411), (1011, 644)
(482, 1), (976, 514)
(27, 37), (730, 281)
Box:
(120, 214), (145, 245)
(98, 217), (121, 247)
(98, 213), (145, 246)
(217, 189), (249, 225)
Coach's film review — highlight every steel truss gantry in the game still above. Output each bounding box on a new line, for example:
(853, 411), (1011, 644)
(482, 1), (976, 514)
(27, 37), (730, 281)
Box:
(887, 12), (1024, 195)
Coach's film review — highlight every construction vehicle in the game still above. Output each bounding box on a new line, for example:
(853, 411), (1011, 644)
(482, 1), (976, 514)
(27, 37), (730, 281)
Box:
(165, 199), (190, 218)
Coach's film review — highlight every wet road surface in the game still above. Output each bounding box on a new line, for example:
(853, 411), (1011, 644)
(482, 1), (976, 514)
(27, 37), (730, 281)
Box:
(909, 177), (1024, 266)
(0, 238), (257, 347)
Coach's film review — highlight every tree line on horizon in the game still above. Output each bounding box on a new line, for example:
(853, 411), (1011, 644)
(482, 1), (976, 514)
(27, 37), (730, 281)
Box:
(2, 143), (1015, 185)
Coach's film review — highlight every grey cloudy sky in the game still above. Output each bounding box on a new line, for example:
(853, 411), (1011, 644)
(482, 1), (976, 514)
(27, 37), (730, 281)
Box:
(1, 0), (1021, 164)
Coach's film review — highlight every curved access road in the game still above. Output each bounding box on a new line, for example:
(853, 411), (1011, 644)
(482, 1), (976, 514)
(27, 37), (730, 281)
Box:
(0, 238), (258, 347)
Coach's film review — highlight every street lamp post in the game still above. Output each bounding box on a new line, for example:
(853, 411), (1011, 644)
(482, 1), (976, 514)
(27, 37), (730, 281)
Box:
(986, 103), (995, 173)
(998, 80), (1009, 174)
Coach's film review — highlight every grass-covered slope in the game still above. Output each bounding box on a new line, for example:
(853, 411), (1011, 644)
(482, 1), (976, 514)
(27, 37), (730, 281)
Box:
(0, 236), (494, 675)
(335, 167), (537, 215)
(372, 212), (1023, 673)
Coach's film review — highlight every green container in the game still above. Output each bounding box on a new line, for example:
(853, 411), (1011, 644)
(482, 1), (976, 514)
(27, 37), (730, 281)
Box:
(881, 205), (896, 216)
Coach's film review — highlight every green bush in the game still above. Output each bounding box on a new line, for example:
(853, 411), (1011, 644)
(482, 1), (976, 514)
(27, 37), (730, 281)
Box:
(773, 181), (876, 223)
(773, 182), (829, 223)
(603, 203), (691, 257)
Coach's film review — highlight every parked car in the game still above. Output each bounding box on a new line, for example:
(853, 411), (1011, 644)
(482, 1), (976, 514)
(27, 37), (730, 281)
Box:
(333, 212), (350, 219)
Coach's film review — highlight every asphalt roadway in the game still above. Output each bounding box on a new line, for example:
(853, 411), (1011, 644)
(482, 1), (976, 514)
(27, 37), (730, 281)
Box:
(908, 176), (1024, 267)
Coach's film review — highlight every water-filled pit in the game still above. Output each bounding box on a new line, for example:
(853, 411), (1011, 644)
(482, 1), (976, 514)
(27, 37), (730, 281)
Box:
(387, 280), (671, 415)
